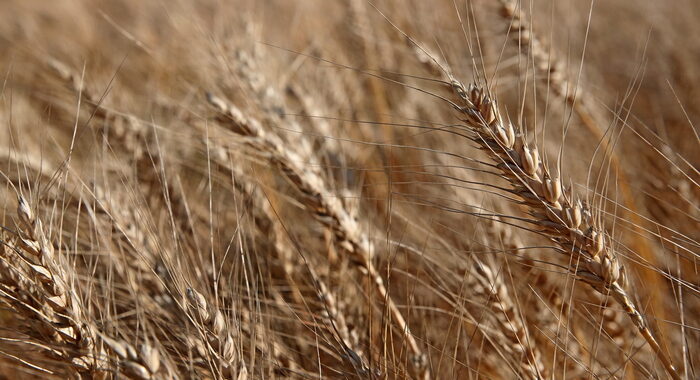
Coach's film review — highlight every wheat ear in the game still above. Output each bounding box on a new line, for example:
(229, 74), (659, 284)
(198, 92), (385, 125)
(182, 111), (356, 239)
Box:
(206, 93), (430, 380)
(184, 287), (248, 379)
(46, 58), (192, 236)
(448, 81), (681, 379)
(243, 178), (370, 374)
(202, 102), (366, 371)
(472, 258), (546, 379)
(0, 195), (101, 373)
(497, 1), (670, 346)
(202, 115), (371, 377)
(0, 196), (166, 378)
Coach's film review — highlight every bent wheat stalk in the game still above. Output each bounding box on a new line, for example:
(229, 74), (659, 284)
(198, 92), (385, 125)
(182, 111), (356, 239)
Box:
(448, 81), (681, 380)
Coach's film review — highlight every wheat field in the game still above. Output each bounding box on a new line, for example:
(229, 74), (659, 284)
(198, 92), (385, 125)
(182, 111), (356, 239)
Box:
(0, 0), (697, 379)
